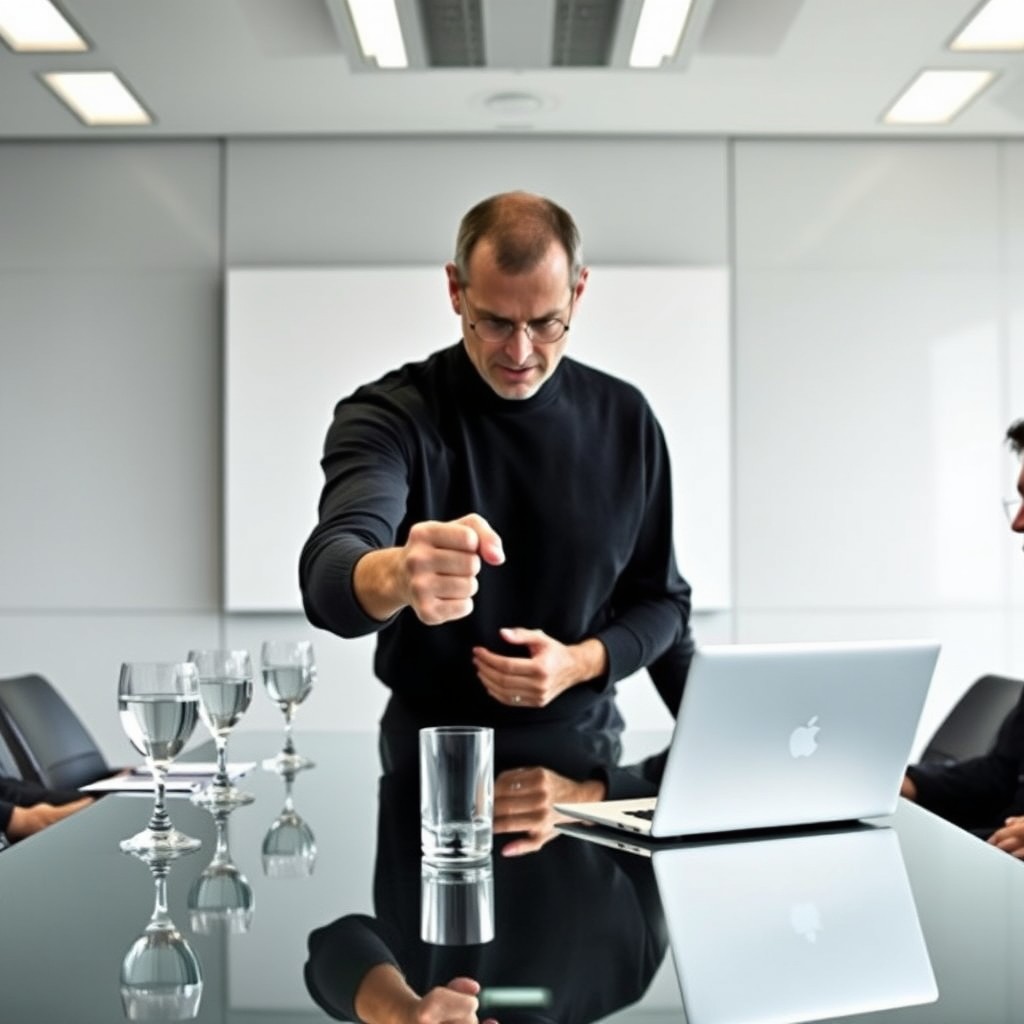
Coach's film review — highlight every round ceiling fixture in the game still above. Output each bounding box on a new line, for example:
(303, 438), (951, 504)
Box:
(481, 91), (549, 115)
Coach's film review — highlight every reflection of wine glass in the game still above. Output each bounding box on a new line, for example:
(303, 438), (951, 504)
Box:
(188, 808), (255, 934)
(120, 854), (203, 1021)
(260, 640), (316, 772)
(261, 767), (317, 878)
(119, 662), (202, 857)
(187, 648), (254, 808)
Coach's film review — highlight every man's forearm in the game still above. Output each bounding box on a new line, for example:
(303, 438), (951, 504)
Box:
(570, 637), (608, 684)
(352, 548), (408, 623)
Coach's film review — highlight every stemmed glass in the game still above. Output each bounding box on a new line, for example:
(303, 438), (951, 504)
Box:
(118, 662), (202, 857)
(260, 640), (316, 773)
(261, 767), (317, 878)
(120, 854), (203, 1021)
(187, 648), (254, 808)
(187, 807), (255, 935)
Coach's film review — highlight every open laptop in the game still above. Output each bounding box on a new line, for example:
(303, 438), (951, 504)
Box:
(555, 639), (939, 841)
(652, 825), (937, 1024)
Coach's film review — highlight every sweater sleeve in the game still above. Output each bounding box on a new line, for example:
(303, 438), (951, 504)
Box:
(299, 396), (411, 639)
(593, 414), (692, 686)
(304, 914), (402, 1022)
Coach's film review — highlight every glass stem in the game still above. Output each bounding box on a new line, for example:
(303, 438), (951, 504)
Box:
(150, 862), (171, 927)
(213, 735), (230, 789)
(148, 765), (171, 835)
(282, 703), (296, 756)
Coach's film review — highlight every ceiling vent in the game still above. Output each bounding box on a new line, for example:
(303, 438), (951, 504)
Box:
(326, 0), (717, 70)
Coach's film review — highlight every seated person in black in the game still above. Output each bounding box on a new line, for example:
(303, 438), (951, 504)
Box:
(304, 726), (667, 1024)
(0, 775), (93, 848)
(901, 417), (1024, 858)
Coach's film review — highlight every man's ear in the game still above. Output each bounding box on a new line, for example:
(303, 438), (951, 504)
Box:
(572, 265), (590, 307)
(445, 262), (462, 314)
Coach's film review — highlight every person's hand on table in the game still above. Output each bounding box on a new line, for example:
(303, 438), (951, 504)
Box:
(355, 965), (497, 1024)
(6, 796), (94, 841)
(988, 816), (1024, 859)
(493, 766), (606, 856)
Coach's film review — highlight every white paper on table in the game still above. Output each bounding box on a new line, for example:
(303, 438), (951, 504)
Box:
(80, 761), (257, 794)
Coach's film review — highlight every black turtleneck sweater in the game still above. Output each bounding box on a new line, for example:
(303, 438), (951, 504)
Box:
(299, 342), (691, 726)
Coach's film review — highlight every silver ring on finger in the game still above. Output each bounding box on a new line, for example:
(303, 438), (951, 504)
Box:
(513, 694), (522, 705)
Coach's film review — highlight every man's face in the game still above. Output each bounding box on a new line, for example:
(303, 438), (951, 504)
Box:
(446, 239), (587, 401)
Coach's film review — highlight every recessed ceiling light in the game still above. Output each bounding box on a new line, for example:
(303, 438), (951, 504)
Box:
(41, 71), (152, 126)
(951, 0), (1024, 51)
(483, 92), (545, 115)
(882, 69), (995, 125)
(345, 0), (407, 69)
(629, 0), (696, 68)
(0, 0), (87, 52)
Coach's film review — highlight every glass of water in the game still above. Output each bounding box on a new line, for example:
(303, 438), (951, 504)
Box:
(260, 640), (316, 773)
(118, 661), (202, 857)
(188, 649), (254, 808)
(419, 726), (493, 864)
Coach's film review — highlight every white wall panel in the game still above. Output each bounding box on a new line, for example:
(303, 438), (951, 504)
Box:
(225, 137), (730, 266)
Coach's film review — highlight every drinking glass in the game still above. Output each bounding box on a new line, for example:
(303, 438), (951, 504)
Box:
(260, 640), (316, 772)
(120, 854), (203, 1021)
(119, 661), (202, 857)
(187, 807), (255, 934)
(261, 767), (317, 878)
(187, 648), (254, 808)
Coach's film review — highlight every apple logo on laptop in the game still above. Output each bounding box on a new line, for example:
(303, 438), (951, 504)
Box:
(789, 716), (820, 758)
(789, 901), (822, 943)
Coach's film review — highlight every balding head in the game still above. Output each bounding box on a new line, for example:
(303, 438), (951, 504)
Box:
(453, 191), (584, 288)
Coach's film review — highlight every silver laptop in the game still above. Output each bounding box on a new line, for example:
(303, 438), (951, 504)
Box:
(555, 639), (939, 839)
(653, 825), (938, 1024)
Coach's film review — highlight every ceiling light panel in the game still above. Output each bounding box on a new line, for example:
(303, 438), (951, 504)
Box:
(951, 0), (1024, 51)
(346, 0), (409, 67)
(629, 0), (695, 67)
(42, 71), (152, 126)
(0, 0), (87, 52)
(882, 69), (995, 125)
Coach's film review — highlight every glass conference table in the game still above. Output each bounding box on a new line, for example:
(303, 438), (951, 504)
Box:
(2, 726), (1024, 1024)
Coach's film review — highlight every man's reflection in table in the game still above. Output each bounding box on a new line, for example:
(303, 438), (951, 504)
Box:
(304, 725), (667, 1023)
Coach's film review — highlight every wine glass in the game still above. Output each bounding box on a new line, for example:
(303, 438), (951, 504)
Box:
(187, 648), (254, 808)
(187, 807), (255, 934)
(118, 662), (202, 857)
(260, 640), (316, 772)
(261, 767), (317, 878)
(120, 854), (203, 1021)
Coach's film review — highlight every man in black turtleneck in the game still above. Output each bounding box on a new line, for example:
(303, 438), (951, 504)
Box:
(300, 191), (693, 736)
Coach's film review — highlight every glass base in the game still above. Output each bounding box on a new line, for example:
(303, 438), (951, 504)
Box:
(261, 750), (315, 774)
(190, 783), (255, 809)
(119, 827), (201, 860)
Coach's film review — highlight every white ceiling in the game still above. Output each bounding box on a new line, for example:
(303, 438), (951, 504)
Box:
(2, 0), (1023, 139)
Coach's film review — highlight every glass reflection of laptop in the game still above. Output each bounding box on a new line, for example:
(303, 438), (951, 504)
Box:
(555, 639), (939, 840)
(652, 826), (938, 1024)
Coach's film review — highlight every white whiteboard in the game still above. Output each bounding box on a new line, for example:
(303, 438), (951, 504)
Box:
(225, 266), (731, 612)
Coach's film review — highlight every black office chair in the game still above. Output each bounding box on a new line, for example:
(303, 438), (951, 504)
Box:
(919, 673), (1024, 766)
(0, 674), (110, 790)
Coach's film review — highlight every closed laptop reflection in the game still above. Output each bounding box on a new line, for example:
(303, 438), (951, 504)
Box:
(653, 826), (937, 1024)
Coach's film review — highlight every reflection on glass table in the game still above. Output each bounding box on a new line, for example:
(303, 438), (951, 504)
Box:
(421, 858), (495, 946)
(187, 806), (255, 935)
(187, 648), (255, 809)
(651, 824), (937, 1024)
(305, 726), (666, 1023)
(120, 852), (203, 1022)
(117, 661), (203, 858)
(260, 640), (316, 774)
(261, 764), (317, 878)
